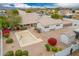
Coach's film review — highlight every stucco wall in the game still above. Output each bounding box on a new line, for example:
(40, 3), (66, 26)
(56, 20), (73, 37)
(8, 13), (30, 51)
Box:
(37, 23), (63, 32)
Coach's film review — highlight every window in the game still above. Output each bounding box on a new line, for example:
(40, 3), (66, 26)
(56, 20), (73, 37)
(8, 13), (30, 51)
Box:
(45, 26), (49, 28)
(56, 24), (60, 26)
(72, 10), (75, 13)
(31, 23), (37, 27)
(74, 24), (77, 26)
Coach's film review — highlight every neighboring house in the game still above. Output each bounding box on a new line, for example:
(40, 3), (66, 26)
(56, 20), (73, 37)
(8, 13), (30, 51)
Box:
(37, 16), (63, 32)
(0, 10), (6, 13)
(63, 18), (79, 27)
(0, 10), (7, 16)
(72, 10), (79, 19)
(62, 20), (72, 27)
(72, 20), (79, 27)
(74, 10), (79, 15)
(59, 8), (73, 18)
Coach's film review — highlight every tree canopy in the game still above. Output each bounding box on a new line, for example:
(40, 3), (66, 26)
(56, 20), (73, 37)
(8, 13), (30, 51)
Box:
(51, 9), (63, 19)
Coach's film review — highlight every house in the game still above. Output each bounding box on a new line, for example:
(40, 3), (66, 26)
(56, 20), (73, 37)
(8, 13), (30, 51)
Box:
(18, 10), (39, 28)
(37, 16), (63, 32)
(19, 10), (78, 32)
(19, 10), (64, 32)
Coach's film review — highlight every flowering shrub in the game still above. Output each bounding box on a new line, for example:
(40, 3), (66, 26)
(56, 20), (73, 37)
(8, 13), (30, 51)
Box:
(2, 28), (10, 37)
(48, 38), (57, 46)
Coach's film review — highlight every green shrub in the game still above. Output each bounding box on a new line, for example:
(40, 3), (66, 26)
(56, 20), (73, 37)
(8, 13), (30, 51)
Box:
(52, 47), (62, 52)
(52, 47), (58, 52)
(51, 13), (63, 19)
(12, 9), (19, 15)
(45, 44), (62, 52)
(26, 9), (32, 13)
(6, 38), (13, 44)
(15, 50), (22, 56)
(57, 48), (62, 51)
(45, 44), (51, 51)
(5, 50), (14, 56)
(22, 50), (29, 56)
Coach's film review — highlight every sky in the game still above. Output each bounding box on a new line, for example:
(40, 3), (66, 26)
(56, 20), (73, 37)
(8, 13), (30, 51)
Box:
(0, 3), (79, 9)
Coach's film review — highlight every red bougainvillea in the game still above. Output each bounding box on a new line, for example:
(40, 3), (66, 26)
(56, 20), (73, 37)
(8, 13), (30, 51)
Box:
(48, 38), (57, 46)
(2, 28), (10, 37)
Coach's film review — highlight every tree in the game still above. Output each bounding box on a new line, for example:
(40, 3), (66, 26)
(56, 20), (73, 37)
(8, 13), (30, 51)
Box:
(7, 9), (19, 15)
(0, 16), (8, 29)
(12, 16), (21, 25)
(5, 9), (21, 30)
(51, 9), (63, 19)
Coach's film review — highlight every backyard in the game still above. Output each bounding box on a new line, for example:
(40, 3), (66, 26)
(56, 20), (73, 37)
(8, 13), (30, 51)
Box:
(3, 26), (78, 56)
(1, 9), (79, 56)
